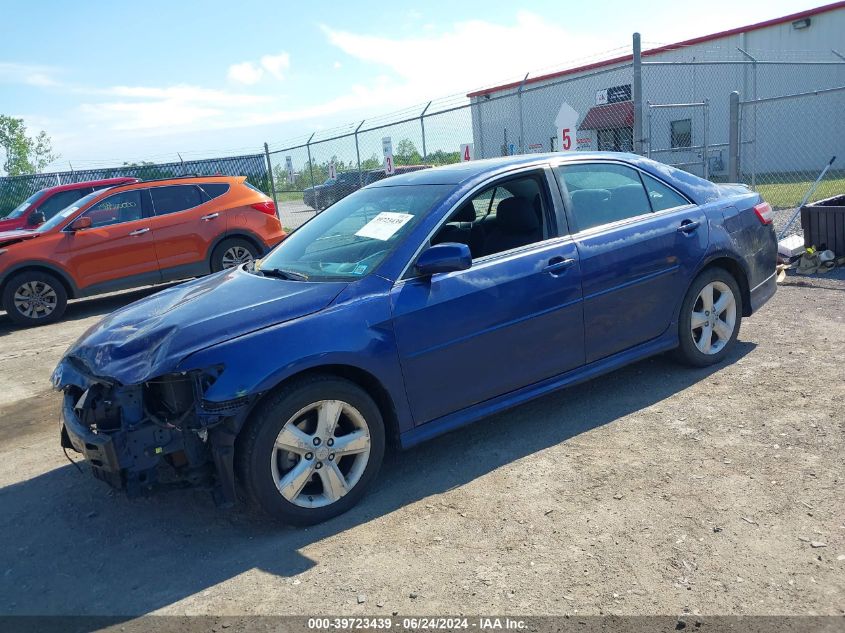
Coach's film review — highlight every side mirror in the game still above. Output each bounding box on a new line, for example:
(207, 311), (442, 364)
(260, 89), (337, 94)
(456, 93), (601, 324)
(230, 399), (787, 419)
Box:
(69, 216), (92, 232)
(27, 211), (46, 226)
(415, 243), (472, 276)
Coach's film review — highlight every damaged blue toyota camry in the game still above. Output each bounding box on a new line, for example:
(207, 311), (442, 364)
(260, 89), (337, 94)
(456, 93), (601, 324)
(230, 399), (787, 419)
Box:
(53, 153), (777, 525)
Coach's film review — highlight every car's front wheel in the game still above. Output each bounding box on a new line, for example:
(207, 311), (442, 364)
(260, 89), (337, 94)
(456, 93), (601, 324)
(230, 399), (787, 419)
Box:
(211, 238), (259, 272)
(2, 271), (68, 326)
(675, 267), (743, 367)
(237, 375), (385, 525)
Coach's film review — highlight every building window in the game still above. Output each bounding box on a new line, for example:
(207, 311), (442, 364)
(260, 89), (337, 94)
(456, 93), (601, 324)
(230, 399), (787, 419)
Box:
(671, 119), (692, 148)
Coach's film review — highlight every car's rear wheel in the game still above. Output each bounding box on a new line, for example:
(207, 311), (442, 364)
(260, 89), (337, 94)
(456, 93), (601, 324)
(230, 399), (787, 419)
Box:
(211, 238), (259, 272)
(675, 267), (742, 367)
(237, 375), (385, 525)
(2, 271), (68, 327)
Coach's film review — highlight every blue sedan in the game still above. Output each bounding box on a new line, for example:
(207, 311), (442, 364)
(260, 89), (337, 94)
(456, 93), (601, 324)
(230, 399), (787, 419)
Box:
(53, 152), (777, 524)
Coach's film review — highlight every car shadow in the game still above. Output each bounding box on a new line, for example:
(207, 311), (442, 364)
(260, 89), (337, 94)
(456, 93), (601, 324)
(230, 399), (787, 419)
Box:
(0, 283), (182, 336)
(0, 342), (755, 616)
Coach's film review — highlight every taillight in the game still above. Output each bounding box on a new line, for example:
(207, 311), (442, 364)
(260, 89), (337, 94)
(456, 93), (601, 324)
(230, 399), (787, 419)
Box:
(250, 201), (276, 216)
(753, 202), (773, 225)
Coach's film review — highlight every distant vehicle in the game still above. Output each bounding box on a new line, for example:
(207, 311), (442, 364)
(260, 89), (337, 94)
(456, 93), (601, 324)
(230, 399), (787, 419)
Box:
(303, 165), (431, 210)
(0, 178), (139, 232)
(54, 152), (776, 525)
(0, 176), (286, 326)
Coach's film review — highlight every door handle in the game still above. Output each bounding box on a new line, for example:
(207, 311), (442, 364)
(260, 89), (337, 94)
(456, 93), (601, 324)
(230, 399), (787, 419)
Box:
(201, 213), (219, 221)
(544, 256), (576, 275)
(128, 227), (150, 236)
(677, 220), (701, 234)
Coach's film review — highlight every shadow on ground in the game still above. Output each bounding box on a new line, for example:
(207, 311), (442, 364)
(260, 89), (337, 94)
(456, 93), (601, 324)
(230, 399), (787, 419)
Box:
(0, 342), (754, 616)
(0, 283), (180, 336)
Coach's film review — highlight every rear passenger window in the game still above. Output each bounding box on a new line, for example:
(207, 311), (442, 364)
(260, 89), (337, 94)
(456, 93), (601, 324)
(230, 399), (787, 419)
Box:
(150, 185), (204, 215)
(641, 173), (690, 211)
(199, 183), (230, 200)
(557, 163), (650, 231)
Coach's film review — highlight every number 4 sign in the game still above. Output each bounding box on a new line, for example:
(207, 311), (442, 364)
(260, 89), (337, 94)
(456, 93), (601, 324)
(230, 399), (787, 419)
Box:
(460, 143), (474, 161)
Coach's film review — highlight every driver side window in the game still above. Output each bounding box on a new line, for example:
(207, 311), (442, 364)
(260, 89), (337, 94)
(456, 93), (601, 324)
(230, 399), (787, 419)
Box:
(83, 190), (144, 228)
(431, 174), (549, 260)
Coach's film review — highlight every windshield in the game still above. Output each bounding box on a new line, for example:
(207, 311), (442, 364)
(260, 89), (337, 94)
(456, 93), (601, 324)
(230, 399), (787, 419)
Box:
(35, 190), (103, 232)
(6, 191), (44, 219)
(259, 184), (451, 281)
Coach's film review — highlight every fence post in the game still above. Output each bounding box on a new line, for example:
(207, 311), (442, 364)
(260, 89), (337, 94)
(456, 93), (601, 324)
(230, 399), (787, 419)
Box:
(263, 142), (279, 217)
(738, 48), (757, 189)
(517, 73), (529, 154)
(728, 91), (740, 182)
(646, 101), (652, 158)
(632, 32), (644, 155)
(419, 101), (432, 161)
(702, 99), (710, 180)
(354, 120), (365, 186)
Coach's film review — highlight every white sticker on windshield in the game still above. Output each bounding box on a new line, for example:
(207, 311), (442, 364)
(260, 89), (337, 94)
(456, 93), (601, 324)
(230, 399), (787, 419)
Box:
(355, 212), (413, 241)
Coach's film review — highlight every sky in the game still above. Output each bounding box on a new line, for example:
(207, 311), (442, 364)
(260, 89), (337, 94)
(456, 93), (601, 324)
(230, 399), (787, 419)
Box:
(0, 0), (828, 171)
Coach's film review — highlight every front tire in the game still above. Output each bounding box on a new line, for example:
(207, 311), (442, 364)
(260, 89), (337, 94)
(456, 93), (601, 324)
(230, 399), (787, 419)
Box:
(237, 375), (386, 525)
(674, 267), (742, 367)
(211, 238), (259, 272)
(2, 271), (68, 327)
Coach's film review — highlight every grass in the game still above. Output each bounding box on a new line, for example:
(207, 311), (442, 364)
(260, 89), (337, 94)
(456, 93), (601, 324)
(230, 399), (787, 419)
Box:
(274, 190), (306, 203)
(755, 176), (845, 209)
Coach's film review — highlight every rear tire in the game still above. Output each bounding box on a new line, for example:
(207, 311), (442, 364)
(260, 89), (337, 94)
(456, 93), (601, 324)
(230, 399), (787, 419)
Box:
(236, 375), (385, 525)
(674, 267), (742, 367)
(211, 238), (259, 272)
(2, 271), (68, 327)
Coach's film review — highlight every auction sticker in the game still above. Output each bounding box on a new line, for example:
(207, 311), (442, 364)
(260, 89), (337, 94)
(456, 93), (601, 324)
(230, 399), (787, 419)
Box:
(355, 212), (413, 241)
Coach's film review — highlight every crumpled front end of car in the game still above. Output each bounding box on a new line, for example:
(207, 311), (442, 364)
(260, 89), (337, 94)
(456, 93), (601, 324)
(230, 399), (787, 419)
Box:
(54, 357), (255, 504)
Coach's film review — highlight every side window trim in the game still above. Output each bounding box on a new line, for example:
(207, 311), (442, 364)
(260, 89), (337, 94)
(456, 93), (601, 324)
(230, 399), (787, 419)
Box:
(398, 166), (560, 282)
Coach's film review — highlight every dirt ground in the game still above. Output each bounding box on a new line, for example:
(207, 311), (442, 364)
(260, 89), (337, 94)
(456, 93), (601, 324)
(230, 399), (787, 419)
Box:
(0, 273), (843, 618)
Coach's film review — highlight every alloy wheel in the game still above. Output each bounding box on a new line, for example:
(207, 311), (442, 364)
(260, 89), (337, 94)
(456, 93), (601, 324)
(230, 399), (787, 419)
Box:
(221, 245), (254, 269)
(271, 399), (372, 508)
(13, 280), (58, 319)
(690, 281), (736, 355)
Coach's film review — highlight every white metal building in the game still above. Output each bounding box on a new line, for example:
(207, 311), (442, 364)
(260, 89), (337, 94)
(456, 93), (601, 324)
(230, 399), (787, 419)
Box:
(468, 2), (845, 177)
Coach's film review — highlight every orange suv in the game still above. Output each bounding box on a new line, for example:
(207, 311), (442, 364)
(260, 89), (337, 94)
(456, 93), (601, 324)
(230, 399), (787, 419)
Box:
(0, 176), (286, 326)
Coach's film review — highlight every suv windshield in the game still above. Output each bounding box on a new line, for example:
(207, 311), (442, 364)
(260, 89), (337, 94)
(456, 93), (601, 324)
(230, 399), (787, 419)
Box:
(35, 190), (104, 232)
(259, 184), (451, 281)
(6, 191), (44, 219)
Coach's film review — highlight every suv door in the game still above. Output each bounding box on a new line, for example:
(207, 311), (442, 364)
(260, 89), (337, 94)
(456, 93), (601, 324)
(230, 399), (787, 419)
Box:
(554, 161), (709, 363)
(389, 169), (585, 425)
(64, 189), (161, 292)
(146, 184), (219, 277)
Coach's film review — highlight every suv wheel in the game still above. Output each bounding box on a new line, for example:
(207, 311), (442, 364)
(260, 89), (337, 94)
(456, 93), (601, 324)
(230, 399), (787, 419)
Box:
(2, 271), (68, 326)
(211, 238), (259, 272)
(237, 375), (385, 525)
(674, 267), (742, 367)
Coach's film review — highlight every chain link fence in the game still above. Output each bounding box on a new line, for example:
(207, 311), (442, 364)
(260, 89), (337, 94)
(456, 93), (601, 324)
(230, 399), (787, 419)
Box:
(3, 36), (843, 241)
(0, 154), (269, 218)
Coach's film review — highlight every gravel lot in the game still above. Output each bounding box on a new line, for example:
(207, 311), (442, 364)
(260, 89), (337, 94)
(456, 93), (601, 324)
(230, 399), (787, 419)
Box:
(0, 271), (843, 617)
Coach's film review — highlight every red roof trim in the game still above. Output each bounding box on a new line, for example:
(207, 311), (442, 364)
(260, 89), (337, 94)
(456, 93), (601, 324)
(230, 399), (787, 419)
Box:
(467, 1), (845, 98)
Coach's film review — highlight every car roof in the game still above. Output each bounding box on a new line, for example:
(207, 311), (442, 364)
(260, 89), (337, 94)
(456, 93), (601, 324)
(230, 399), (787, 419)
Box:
(38, 177), (139, 195)
(104, 174), (247, 193)
(368, 152), (719, 205)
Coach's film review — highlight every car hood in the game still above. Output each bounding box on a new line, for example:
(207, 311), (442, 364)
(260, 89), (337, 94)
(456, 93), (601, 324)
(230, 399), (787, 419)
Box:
(54, 267), (348, 386)
(0, 229), (40, 248)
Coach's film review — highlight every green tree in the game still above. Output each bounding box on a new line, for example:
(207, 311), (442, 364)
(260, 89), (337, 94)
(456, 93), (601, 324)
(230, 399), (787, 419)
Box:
(394, 138), (422, 166)
(0, 115), (58, 176)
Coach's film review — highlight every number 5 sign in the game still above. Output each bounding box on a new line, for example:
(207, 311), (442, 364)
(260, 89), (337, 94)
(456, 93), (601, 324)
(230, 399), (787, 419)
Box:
(554, 102), (579, 152)
(460, 143), (474, 161)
